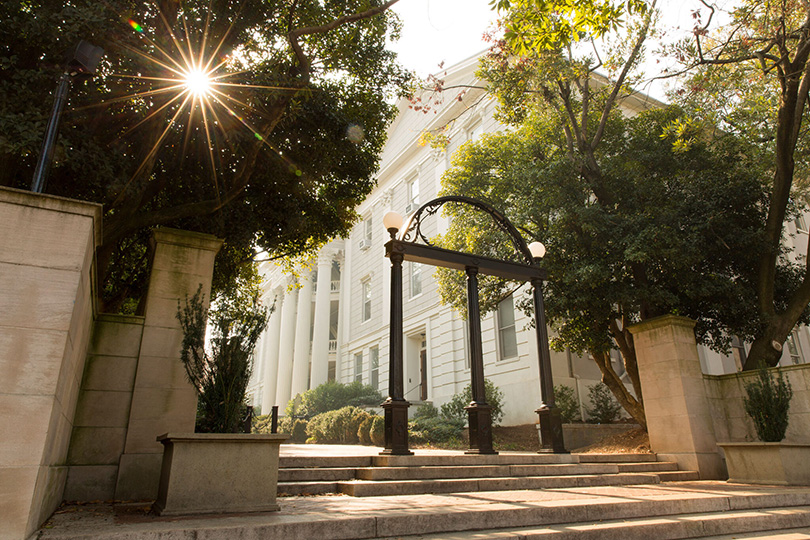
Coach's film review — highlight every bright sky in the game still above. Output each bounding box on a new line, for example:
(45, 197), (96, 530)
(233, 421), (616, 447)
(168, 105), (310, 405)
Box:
(388, 0), (736, 100)
(389, 0), (497, 78)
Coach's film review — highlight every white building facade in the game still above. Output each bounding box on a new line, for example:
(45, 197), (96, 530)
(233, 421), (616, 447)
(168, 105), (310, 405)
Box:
(247, 54), (810, 425)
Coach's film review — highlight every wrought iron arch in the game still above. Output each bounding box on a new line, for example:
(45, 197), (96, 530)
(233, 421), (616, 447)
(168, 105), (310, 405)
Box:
(380, 196), (566, 457)
(399, 195), (534, 265)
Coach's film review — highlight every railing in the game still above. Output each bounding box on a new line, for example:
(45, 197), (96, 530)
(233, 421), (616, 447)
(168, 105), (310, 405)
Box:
(328, 339), (338, 353)
(313, 280), (341, 293)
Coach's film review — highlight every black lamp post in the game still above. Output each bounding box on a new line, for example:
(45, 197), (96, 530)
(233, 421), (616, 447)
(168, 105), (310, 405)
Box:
(31, 40), (104, 193)
(380, 211), (413, 455)
(529, 241), (567, 453)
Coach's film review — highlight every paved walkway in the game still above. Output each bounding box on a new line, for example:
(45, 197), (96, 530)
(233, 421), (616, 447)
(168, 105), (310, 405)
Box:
(34, 445), (810, 540)
(38, 482), (810, 539)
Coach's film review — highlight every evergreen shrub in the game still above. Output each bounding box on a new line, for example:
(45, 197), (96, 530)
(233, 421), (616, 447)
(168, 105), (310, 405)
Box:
(554, 384), (581, 423)
(585, 382), (622, 424)
(743, 365), (793, 442)
(370, 415), (385, 446)
(305, 406), (375, 444)
(440, 379), (505, 425)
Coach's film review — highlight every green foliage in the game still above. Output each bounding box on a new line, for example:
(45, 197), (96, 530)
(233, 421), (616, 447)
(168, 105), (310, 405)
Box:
(585, 383), (622, 424)
(492, 0), (650, 53)
(414, 403), (440, 419)
(0, 0), (410, 311)
(440, 379), (505, 425)
(177, 286), (269, 433)
(370, 415), (385, 446)
(409, 416), (465, 445)
(288, 380), (384, 419)
(554, 385), (581, 423)
(438, 105), (772, 356)
(743, 365), (793, 442)
(253, 414), (308, 442)
(305, 406), (375, 444)
(357, 416), (374, 445)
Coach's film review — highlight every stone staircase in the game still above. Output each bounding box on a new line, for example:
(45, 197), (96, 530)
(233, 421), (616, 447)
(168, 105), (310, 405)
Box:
(278, 452), (699, 497)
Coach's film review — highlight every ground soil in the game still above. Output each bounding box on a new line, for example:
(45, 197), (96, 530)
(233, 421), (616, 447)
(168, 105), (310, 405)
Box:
(413, 424), (651, 453)
(493, 424), (651, 453)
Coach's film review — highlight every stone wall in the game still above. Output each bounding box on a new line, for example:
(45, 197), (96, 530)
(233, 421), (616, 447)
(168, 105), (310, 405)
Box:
(705, 363), (810, 444)
(64, 314), (144, 501)
(0, 187), (101, 540)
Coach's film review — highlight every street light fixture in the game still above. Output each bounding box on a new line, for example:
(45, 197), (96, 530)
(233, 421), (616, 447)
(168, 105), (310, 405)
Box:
(383, 211), (403, 239)
(529, 241), (546, 260)
(31, 40), (104, 193)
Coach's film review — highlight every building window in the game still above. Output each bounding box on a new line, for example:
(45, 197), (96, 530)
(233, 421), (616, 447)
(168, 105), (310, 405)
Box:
(354, 352), (363, 382)
(497, 295), (518, 360)
(406, 176), (420, 213)
(360, 215), (372, 249)
(369, 346), (379, 390)
(467, 121), (484, 142)
(731, 336), (746, 371)
(787, 331), (804, 364)
(362, 281), (372, 322)
(411, 262), (422, 297)
(797, 214), (808, 233)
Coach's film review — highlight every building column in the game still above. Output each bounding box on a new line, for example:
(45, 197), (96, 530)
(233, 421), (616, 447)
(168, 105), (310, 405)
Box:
(337, 251), (349, 381)
(290, 275), (314, 399)
(274, 283), (298, 412)
(260, 288), (283, 412)
(310, 254), (334, 388)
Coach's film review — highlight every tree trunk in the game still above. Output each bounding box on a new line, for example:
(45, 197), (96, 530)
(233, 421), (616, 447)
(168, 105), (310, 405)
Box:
(743, 317), (793, 370)
(590, 350), (647, 430)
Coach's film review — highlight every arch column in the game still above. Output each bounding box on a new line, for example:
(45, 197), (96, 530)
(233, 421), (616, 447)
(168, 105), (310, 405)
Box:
(260, 287), (284, 411)
(290, 274), (314, 398)
(275, 282), (298, 412)
(310, 254), (334, 388)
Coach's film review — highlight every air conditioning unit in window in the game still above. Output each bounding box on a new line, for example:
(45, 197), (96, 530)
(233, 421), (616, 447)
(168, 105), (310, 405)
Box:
(405, 203), (415, 214)
(359, 238), (370, 250)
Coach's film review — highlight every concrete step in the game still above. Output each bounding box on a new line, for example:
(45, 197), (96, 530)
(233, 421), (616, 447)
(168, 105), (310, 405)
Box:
(616, 461), (680, 473)
(277, 481), (338, 496)
(337, 472), (663, 497)
(278, 455), (372, 468)
(576, 452), (657, 462)
(380, 506), (810, 540)
(659, 470), (701, 482)
(278, 466), (357, 482)
(372, 453), (579, 467)
(355, 463), (624, 481)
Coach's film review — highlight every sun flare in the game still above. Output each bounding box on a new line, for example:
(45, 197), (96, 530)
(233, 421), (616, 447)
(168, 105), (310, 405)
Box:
(183, 68), (213, 96)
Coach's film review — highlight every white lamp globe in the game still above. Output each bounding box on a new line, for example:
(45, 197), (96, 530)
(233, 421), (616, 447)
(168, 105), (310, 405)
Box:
(528, 241), (546, 259)
(383, 211), (404, 232)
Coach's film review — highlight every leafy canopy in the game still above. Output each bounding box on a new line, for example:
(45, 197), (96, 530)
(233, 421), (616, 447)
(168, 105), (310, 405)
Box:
(0, 0), (409, 310)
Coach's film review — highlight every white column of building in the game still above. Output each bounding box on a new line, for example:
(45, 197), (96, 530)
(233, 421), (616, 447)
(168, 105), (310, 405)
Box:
(260, 288), (284, 411)
(310, 254), (334, 388)
(337, 251), (350, 382)
(290, 274), (314, 398)
(275, 282), (298, 411)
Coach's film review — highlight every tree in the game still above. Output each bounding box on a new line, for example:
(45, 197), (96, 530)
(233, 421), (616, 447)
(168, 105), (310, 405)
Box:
(177, 282), (268, 433)
(1, 0), (409, 310)
(668, 0), (810, 369)
(436, 104), (773, 429)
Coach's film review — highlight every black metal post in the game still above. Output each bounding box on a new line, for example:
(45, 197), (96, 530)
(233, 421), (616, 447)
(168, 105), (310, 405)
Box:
(531, 276), (567, 453)
(464, 266), (496, 454)
(381, 247), (412, 455)
(31, 72), (72, 193)
(270, 405), (279, 434)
